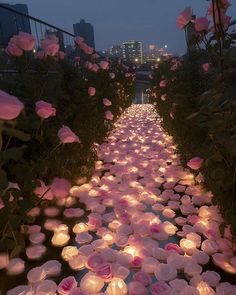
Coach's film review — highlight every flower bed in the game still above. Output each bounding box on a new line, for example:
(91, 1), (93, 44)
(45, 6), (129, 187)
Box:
(0, 32), (135, 258)
(149, 0), (236, 236)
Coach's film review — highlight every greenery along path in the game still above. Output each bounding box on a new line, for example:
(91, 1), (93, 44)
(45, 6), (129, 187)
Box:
(2, 104), (236, 295)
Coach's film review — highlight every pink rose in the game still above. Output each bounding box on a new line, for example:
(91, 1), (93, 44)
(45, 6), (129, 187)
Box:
(149, 282), (172, 295)
(159, 80), (167, 88)
(87, 213), (102, 230)
(6, 42), (23, 56)
(34, 180), (54, 200)
(202, 63), (210, 72)
(133, 271), (151, 286)
(95, 263), (113, 281)
(187, 157), (203, 170)
(58, 125), (81, 144)
(128, 281), (147, 295)
(51, 178), (71, 198)
(105, 111), (114, 121)
(0, 90), (24, 120)
(15, 32), (35, 51)
(58, 276), (77, 295)
(88, 87), (96, 96)
(100, 61), (109, 70)
(164, 243), (183, 254)
(131, 256), (143, 268)
(41, 35), (59, 57)
(176, 7), (192, 29)
(57, 51), (66, 60)
(195, 17), (209, 32)
(87, 254), (104, 270)
(150, 223), (162, 234)
(35, 100), (56, 119)
(103, 98), (112, 106)
(75, 36), (84, 46)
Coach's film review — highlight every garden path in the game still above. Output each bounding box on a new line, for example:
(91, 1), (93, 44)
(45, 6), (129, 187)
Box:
(5, 104), (236, 295)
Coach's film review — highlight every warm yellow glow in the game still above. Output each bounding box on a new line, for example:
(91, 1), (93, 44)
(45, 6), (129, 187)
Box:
(51, 232), (70, 247)
(106, 278), (128, 295)
(124, 246), (139, 258)
(73, 223), (89, 234)
(103, 233), (114, 245)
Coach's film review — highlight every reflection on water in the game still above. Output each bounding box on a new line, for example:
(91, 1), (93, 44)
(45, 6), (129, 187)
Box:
(134, 81), (150, 104)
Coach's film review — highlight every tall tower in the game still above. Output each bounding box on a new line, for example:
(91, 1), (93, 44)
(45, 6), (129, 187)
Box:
(0, 3), (31, 47)
(73, 19), (95, 49)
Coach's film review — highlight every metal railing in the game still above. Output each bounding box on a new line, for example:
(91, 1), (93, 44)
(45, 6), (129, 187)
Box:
(0, 3), (75, 52)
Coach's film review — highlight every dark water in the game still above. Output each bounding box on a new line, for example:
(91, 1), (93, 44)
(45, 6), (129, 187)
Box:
(134, 81), (150, 104)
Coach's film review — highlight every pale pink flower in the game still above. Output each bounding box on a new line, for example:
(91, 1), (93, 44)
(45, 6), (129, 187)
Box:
(95, 263), (113, 281)
(58, 276), (77, 295)
(88, 87), (96, 96)
(58, 126), (80, 144)
(155, 263), (177, 281)
(57, 51), (66, 60)
(133, 271), (151, 286)
(100, 60), (109, 70)
(51, 178), (71, 198)
(105, 111), (114, 120)
(128, 281), (147, 295)
(41, 35), (59, 56)
(202, 63), (210, 72)
(35, 100), (56, 119)
(14, 32), (35, 51)
(87, 254), (104, 270)
(176, 7), (193, 29)
(6, 42), (23, 56)
(195, 17), (209, 32)
(75, 36), (84, 46)
(187, 157), (203, 170)
(0, 90), (24, 120)
(159, 80), (167, 88)
(103, 98), (112, 106)
(34, 180), (54, 200)
(149, 282), (172, 295)
(87, 213), (102, 230)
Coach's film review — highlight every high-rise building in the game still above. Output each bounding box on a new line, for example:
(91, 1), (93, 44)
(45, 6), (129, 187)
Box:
(73, 19), (95, 49)
(109, 45), (123, 58)
(0, 3), (31, 47)
(122, 40), (143, 64)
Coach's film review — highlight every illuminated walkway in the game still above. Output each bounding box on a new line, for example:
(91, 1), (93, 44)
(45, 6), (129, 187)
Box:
(5, 105), (236, 295)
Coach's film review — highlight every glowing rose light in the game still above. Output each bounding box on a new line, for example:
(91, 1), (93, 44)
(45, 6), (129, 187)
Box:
(52, 232), (70, 247)
(180, 238), (197, 255)
(80, 272), (104, 293)
(128, 281), (146, 295)
(68, 255), (86, 270)
(106, 278), (128, 295)
(105, 110), (114, 121)
(103, 98), (112, 106)
(61, 246), (79, 261)
(73, 223), (89, 234)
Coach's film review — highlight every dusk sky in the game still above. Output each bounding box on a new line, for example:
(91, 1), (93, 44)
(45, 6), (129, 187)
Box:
(4, 0), (236, 54)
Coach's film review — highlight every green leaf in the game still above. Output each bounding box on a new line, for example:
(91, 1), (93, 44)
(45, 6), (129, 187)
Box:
(0, 146), (26, 164)
(3, 127), (30, 142)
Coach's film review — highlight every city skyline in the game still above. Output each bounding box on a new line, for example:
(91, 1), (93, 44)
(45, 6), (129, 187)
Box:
(1, 0), (236, 54)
